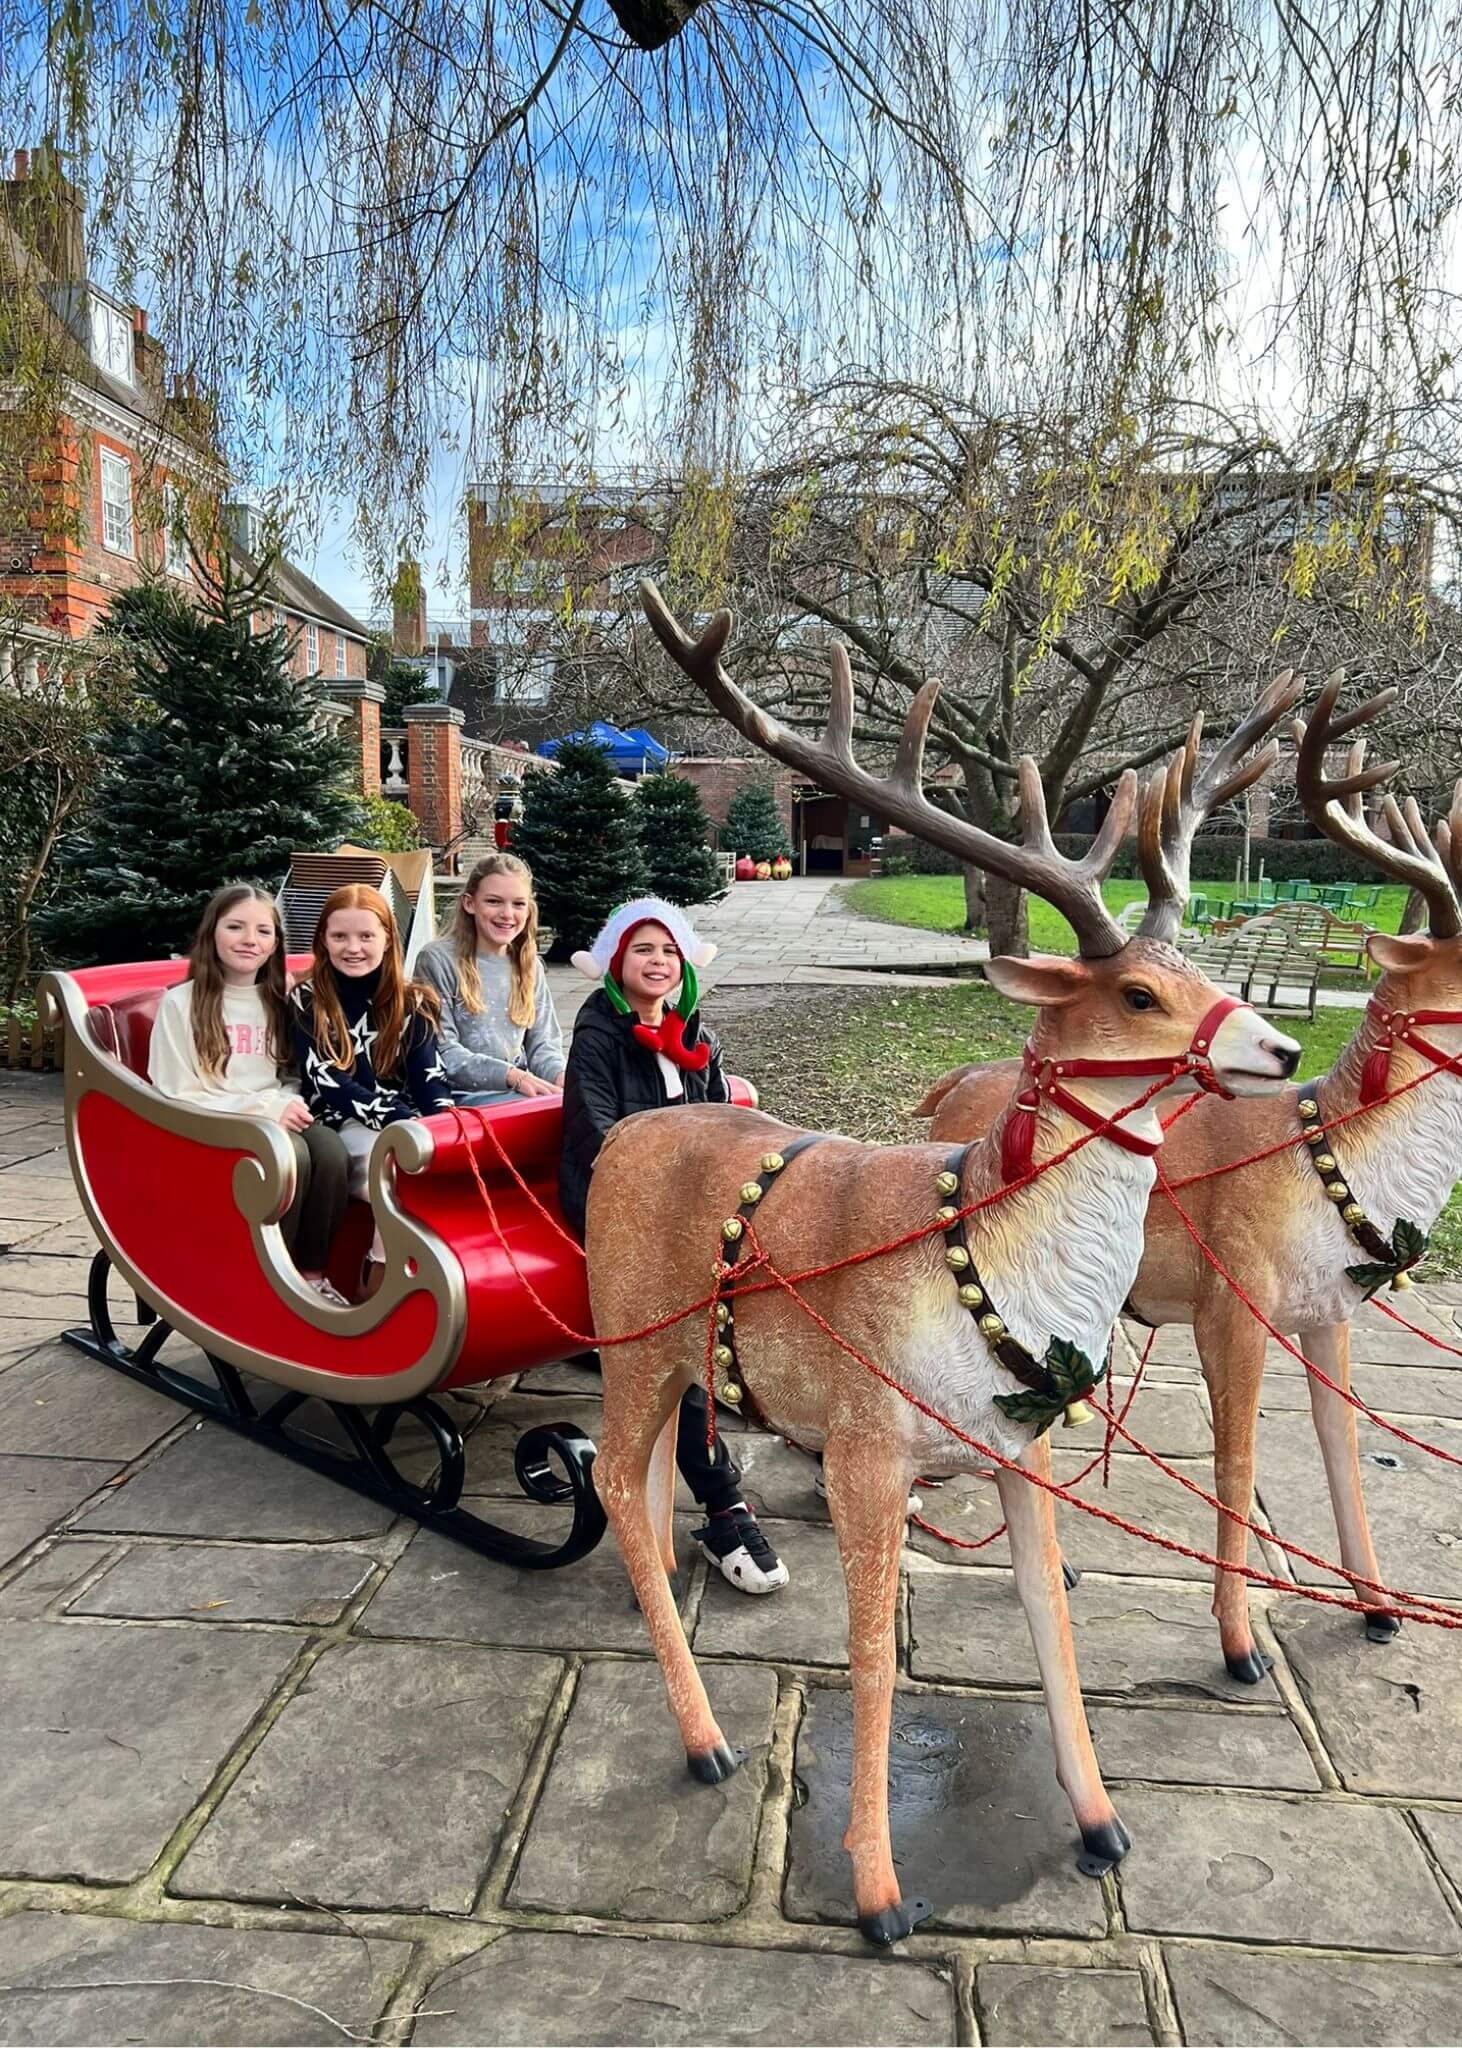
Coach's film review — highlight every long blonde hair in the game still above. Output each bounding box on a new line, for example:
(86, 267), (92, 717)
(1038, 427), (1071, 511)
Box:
(305, 883), (440, 1077)
(453, 853), (540, 1029)
(186, 884), (290, 1079)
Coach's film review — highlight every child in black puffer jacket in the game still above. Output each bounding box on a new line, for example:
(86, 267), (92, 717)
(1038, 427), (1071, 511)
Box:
(559, 899), (789, 1597)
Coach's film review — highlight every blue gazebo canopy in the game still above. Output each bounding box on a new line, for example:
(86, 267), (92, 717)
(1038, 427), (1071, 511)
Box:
(538, 722), (671, 774)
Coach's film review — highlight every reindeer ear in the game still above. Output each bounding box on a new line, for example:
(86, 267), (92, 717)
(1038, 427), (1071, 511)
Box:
(984, 954), (1091, 1008)
(1367, 931), (1435, 974)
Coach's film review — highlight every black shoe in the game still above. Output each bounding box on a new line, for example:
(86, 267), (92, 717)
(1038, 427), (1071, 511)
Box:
(694, 1502), (790, 1594)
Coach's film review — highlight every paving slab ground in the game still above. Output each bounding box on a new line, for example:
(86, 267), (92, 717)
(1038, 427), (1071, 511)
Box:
(1, 1039), (1460, 2044)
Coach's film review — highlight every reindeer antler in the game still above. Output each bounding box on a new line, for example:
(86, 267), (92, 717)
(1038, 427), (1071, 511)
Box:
(1134, 669), (1305, 943)
(1294, 673), (1462, 940)
(640, 581), (1136, 958)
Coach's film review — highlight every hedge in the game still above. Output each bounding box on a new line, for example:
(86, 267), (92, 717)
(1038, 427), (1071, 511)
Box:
(876, 830), (1385, 886)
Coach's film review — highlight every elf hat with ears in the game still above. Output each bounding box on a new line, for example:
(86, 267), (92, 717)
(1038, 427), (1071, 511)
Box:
(572, 898), (718, 1013)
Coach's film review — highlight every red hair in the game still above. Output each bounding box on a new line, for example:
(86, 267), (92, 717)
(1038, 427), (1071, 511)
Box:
(303, 883), (439, 1078)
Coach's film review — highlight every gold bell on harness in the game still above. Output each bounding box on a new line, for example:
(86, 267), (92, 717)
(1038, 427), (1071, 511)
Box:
(713, 1344), (735, 1370)
(720, 1381), (744, 1405)
(740, 1182), (764, 1204)
(761, 1151), (785, 1173)
(1393, 1271), (1415, 1291)
(722, 1216), (745, 1241)
(935, 1169), (960, 1196)
(1063, 1400), (1096, 1428)
(715, 1302), (731, 1328)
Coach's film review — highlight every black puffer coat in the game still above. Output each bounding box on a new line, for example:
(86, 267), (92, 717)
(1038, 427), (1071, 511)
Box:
(558, 988), (729, 1238)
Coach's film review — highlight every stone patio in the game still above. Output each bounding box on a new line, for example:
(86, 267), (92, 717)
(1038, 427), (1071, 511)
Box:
(2, 1062), (1460, 2046)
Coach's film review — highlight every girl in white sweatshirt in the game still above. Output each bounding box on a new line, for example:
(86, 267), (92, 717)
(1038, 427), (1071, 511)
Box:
(148, 884), (352, 1306)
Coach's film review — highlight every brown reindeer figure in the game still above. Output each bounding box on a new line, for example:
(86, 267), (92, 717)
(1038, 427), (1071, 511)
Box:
(920, 675), (1462, 1682)
(582, 582), (1301, 1946)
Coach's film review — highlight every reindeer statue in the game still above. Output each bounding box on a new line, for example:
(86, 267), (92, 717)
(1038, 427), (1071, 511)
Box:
(920, 675), (1462, 1683)
(581, 582), (1302, 1946)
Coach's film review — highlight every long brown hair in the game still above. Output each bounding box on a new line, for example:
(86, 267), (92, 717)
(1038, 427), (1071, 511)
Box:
(186, 884), (290, 1079)
(304, 883), (440, 1077)
(453, 853), (540, 1028)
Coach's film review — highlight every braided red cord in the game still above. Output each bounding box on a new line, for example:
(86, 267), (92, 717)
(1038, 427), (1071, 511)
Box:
(446, 1107), (1461, 1623)
(741, 1237), (1462, 1629)
(1373, 1295), (1462, 1358)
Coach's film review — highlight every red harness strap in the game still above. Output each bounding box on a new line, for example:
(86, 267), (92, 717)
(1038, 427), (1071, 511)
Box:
(1002, 995), (1248, 1182)
(1359, 999), (1462, 1105)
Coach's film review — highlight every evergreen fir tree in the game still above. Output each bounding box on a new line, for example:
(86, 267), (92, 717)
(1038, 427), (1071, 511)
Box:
(634, 770), (722, 906)
(512, 737), (646, 957)
(41, 556), (358, 963)
(723, 778), (789, 861)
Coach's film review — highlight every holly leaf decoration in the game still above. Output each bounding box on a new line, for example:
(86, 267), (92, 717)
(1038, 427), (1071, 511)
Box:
(1045, 1335), (1104, 1402)
(1343, 1260), (1395, 1299)
(992, 1388), (1066, 1428)
(1345, 1217), (1429, 1299)
(994, 1335), (1104, 1434)
(1393, 1218), (1428, 1267)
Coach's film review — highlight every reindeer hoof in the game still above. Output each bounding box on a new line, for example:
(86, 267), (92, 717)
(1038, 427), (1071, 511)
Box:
(1365, 1611), (1402, 1643)
(1061, 1557), (1081, 1592)
(687, 1742), (746, 1784)
(858, 1896), (933, 1946)
(1076, 1817), (1132, 1877)
(1224, 1647), (1274, 1685)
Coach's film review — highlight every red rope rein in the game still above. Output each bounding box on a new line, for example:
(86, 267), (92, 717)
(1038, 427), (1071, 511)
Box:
(440, 1040), (1462, 1623)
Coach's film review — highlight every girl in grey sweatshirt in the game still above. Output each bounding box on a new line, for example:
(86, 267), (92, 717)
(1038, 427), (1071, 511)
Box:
(415, 854), (565, 1104)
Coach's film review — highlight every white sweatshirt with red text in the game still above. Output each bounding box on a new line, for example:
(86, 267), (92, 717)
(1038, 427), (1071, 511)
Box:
(147, 981), (301, 1121)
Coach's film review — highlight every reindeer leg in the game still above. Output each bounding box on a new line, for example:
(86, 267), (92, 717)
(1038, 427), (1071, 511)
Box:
(997, 1433), (1130, 1875)
(597, 1365), (743, 1783)
(1301, 1321), (1401, 1644)
(821, 1433), (932, 1947)
(1196, 1296), (1273, 1683)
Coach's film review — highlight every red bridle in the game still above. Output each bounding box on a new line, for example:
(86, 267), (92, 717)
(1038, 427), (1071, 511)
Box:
(1002, 994), (1251, 1182)
(1359, 999), (1462, 1106)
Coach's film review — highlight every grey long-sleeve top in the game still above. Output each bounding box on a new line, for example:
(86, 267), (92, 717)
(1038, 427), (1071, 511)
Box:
(414, 938), (566, 1094)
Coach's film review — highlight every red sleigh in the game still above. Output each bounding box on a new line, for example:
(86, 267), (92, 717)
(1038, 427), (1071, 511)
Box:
(39, 962), (756, 1571)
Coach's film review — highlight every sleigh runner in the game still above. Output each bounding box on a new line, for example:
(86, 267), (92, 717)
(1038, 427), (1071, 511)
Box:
(39, 958), (753, 1569)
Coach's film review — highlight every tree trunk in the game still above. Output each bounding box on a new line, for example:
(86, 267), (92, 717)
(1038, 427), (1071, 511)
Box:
(986, 872), (1029, 957)
(1399, 887), (1428, 935)
(961, 862), (986, 932)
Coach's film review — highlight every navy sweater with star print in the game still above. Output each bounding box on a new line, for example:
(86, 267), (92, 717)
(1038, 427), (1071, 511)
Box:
(288, 969), (452, 1130)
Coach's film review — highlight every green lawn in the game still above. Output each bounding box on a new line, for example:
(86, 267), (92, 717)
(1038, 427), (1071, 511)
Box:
(843, 874), (1412, 953)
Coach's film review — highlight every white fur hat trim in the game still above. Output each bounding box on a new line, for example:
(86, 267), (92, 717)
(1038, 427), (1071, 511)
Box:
(571, 897), (718, 981)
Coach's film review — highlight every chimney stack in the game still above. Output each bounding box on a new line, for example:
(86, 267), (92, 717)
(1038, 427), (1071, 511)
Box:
(392, 559), (428, 656)
(1, 141), (86, 281)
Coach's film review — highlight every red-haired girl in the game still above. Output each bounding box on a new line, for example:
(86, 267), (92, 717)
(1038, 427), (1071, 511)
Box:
(288, 886), (452, 1269)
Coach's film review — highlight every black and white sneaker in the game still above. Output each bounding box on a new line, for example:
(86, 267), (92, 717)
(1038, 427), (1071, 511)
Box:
(694, 1503), (790, 1595)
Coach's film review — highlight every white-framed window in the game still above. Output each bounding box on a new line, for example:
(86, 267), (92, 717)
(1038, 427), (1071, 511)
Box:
(89, 295), (134, 382)
(163, 482), (188, 577)
(334, 633), (346, 678)
(274, 609), (288, 635)
(99, 447), (134, 556)
(306, 622), (319, 670)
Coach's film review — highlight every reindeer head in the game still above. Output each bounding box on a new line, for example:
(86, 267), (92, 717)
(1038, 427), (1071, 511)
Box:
(640, 582), (1302, 1106)
(1296, 674), (1462, 1040)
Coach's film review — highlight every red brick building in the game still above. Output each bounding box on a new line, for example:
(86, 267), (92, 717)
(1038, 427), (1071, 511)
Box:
(1, 149), (223, 635)
(2, 149), (378, 792)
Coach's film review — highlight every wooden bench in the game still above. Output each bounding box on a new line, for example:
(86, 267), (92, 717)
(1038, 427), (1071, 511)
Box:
(1180, 931), (1320, 1019)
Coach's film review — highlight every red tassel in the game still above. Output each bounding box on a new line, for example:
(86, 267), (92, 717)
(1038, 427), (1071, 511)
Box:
(1002, 1092), (1039, 1183)
(1360, 1044), (1391, 1106)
